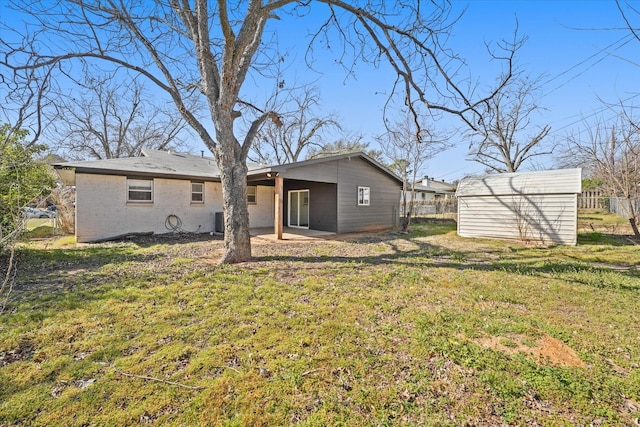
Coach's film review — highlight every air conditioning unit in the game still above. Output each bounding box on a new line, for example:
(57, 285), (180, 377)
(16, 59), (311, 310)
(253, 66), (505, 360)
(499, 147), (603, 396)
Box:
(214, 211), (224, 234)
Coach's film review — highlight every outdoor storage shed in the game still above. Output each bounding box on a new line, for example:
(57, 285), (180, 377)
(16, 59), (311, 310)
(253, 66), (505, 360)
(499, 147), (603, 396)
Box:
(456, 168), (582, 245)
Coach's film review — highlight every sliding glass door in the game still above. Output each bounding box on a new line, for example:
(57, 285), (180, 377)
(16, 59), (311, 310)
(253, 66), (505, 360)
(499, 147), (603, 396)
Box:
(288, 190), (309, 228)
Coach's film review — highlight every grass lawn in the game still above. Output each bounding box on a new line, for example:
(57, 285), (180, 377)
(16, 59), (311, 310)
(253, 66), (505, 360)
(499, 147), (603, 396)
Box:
(21, 218), (58, 240)
(1, 219), (639, 426)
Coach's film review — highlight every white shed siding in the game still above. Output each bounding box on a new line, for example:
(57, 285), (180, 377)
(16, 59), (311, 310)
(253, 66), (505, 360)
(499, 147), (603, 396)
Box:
(456, 169), (581, 246)
(458, 194), (578, 245)
(75, 173), (226, 242)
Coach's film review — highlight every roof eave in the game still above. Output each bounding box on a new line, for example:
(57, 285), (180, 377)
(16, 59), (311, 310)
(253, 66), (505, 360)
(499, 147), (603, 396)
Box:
(53, 164), (221, 182)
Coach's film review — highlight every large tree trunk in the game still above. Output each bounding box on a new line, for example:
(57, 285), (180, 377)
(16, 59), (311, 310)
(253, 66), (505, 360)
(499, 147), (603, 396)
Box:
(218, 160), (251, 263)
(214, 119), (252, 264)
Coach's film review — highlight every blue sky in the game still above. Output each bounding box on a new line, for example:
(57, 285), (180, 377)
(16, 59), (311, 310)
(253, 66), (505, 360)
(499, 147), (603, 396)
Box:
(432, 1), (639, 180)
(2, 1), (638, 181)
(286, 1), (640, 181)
(223, 1), (639, 180)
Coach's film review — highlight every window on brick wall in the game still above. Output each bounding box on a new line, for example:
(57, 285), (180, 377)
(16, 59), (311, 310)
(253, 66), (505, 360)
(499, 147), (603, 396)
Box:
(247, 186), (257, 204)
(127, 178), (153, 202)
(191, 182), (204, 203)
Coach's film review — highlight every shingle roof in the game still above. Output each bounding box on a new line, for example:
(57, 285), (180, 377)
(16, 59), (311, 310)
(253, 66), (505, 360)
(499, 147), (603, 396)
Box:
(54, 149), (402, 185)
(55, 149), (217, 179)
(54, 149), (268, 182)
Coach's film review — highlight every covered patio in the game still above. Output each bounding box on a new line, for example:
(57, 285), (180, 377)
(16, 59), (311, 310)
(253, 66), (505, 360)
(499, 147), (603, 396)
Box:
(249, 226), (335, 241)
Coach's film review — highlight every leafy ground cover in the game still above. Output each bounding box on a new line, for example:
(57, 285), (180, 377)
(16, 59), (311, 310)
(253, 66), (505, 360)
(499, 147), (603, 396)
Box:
(1, 217), (639, 426)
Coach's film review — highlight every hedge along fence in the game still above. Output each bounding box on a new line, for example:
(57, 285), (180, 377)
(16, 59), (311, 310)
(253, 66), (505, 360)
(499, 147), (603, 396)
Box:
(0, 224), (22, 252)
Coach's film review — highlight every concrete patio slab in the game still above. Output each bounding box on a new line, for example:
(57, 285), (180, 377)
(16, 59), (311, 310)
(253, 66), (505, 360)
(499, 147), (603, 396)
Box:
(250, 227), (335, 241)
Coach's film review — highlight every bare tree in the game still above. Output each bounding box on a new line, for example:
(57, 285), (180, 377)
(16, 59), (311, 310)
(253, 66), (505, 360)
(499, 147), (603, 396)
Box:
(0, 54), (57, 148)
(1, 1), (518, 263)
(380, 112), (449, 231)
(617, 0), (640, 43)
(468, 74), (551, 173)
(250, 86), (341, 164)
(306, 136), (384, 162)
(49, 73), (191, 160)
(564, 111), (640, 237)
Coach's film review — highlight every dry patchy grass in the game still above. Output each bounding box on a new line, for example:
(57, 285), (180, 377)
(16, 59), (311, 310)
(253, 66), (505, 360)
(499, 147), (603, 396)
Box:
(1, 220), (639, 426)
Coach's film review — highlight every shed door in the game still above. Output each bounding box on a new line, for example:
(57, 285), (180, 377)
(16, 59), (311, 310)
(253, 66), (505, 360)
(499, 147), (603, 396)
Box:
(288, 190), (309, 228)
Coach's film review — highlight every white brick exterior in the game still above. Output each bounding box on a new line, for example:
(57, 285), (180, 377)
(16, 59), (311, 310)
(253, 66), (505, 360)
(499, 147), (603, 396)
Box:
(75, 173), (274, 242)
(248, 185), (275, 228)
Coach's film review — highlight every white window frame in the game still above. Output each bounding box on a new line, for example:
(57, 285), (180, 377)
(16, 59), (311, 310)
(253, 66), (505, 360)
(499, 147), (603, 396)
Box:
(127, 178), (153, 203)
(191, 181), (204, 204)
(357, 186), (370, 206)
(288, 189), (310, 229)
(247, 185), (257, 204)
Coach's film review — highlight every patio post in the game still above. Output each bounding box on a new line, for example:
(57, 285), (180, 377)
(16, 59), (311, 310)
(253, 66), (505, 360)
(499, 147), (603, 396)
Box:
(275, 176), (283, 240)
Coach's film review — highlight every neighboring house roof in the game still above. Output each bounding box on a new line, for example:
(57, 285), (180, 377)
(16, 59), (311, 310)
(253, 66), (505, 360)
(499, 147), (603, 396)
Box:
(410, 183), (454, 195)
(456, 168), (582, 197)
(415, 177), (456, 192)
(54, 149), (402, 185)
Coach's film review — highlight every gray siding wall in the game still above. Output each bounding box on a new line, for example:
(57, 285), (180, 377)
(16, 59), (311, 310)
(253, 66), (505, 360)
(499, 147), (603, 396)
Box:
(281, 161), (339, 183)
(336, 157), (400, 233)
(284, 181), (337, 232)
(458, 195), (579, 245)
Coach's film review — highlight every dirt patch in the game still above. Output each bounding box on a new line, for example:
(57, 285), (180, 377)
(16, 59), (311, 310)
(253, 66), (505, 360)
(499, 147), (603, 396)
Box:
(0, 343), (35, 367)
(476, 334), (586, 368)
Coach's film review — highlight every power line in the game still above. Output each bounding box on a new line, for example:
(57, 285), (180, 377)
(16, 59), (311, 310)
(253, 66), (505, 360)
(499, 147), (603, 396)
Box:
(548, 92), (640, 137)
(431, 31), (639, 179)
(540, 33), (633, 91)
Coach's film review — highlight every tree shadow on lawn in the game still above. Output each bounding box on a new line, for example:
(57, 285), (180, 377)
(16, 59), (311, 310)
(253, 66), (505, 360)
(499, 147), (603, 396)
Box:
(7, 228), (639, 314)
(15, 232), (221, 283)
(251, 232), (640, 293)
(8, 245), (169, 305)
(578, 232), (640, 247)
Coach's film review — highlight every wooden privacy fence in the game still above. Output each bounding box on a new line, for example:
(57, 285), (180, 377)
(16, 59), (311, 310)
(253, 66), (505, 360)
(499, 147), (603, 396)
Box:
(579, 190), (640, 218)
(579, 190), (606, 210)
(401, 198), (458, 217)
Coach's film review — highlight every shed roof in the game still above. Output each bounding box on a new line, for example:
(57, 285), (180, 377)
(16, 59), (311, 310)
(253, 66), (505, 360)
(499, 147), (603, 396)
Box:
(456, 168), (582, 197)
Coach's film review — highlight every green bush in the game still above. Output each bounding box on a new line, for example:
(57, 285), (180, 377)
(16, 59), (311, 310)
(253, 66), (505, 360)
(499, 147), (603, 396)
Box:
(0, 124), (56, 246)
